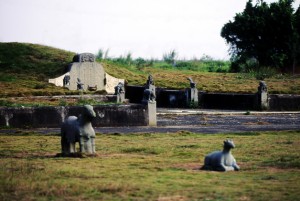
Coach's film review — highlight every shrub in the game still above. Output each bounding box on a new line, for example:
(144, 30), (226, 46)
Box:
(34, 83), (47, 89)
(248, 67), (277, 80)
(176, 61), (197, 70)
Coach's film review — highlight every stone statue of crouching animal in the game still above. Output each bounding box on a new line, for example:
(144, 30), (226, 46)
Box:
(61, 105), (97, 155)
(142, 88), (156, 103)
(202, 139), (240, 171)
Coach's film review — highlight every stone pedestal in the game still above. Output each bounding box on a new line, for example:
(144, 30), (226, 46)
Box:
(257, 91), (269, 110)
(147, 101), (157, 126)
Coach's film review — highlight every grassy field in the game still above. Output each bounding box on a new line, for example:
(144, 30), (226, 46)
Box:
(0, 130), (299, 200)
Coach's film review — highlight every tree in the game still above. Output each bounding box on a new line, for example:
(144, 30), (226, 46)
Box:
(221, 0), (299, 73)
(291, 5), (300, 74)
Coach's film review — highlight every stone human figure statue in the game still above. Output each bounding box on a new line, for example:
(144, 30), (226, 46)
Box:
(146, 74), (154, 86)
(114, 82), (125, 95)
(257, 81), (268, 110)
(63, 75), (70, 86)
(202, 139), (240, 171)
(258, 81), (267, 93)
(114, 82), (125, 103)
(77, 78), (84, 90)
(61, 105), (97, 155)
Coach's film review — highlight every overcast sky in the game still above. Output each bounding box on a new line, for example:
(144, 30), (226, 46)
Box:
(0, 0), (299, 60)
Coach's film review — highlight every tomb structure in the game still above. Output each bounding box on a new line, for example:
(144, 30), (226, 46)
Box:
(49, 53), (124, 94)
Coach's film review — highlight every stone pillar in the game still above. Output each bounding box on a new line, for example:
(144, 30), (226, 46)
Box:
(142, 86), (157, 126)
(186, 88), (198, 107)
(147, 101), (157, 126)
(257, 81), (269, 110)
(143, 75), (157, 126)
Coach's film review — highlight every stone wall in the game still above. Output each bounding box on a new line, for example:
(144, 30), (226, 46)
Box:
(269, 94), (300, 111)
(200, 93), (256, 110)
(0, 104), (148, 128)
(125, 85), (300, 111)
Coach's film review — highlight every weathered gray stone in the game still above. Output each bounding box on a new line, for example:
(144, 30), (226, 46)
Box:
(146, 74), (154, 86)
(0, 104), (150, 128)
(76, 78), (84, 90)
(61, 105), (96, 155)
(73, 53), (95, 62)
(147, 101), (157, 126)
(63, 75), (70, 86)
(142, 75), (157, 126)
(143, 74), (156, 103)
(186, 88), (198, 107)
(257, 81), (269, 110)
(142, 88), (156, 103)
(114, 82), (124, 95)
(202, 139), (240, 171)
(114, 82), (125, 103)
(68, 59), (105, 91)
(49, 53), (124, 94)
(186, 77), (198, 107)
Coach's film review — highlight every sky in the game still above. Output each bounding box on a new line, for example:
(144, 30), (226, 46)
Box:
(0, 0), (299, 60)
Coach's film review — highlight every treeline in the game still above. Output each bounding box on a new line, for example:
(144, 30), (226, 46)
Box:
(221, 0), (300, 74)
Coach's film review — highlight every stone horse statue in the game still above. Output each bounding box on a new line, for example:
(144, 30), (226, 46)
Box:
(202, 139), (240, 171)
(61, 105), (97, 155)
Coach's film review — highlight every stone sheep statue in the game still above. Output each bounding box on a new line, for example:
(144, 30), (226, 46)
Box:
(61, 105), (97, 155)
(202, 139), (240, 171)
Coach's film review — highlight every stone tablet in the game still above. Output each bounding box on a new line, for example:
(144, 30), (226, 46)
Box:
(49, 53), (125, 93)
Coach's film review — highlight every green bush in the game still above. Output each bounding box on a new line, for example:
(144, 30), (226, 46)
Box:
(176, 61), (197, 70)
(248, 67), (277, 80)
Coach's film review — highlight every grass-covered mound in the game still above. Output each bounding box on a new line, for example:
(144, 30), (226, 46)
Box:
(0, 42), (74, 77)
(0, 131), (299, 200)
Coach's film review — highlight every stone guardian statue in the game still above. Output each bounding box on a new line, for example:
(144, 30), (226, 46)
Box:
(202, 139), (240, 171)
(61, 105), (97, 155)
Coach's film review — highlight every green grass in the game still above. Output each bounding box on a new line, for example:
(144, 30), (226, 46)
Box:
(0, 130), (299, 200)
(0, 42), (74, 77)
